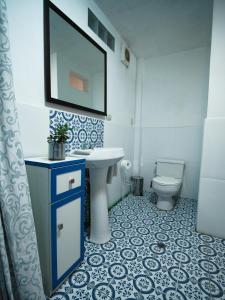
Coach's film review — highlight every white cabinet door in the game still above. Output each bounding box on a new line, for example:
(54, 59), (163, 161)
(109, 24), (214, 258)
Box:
(56, 196), (81, 279)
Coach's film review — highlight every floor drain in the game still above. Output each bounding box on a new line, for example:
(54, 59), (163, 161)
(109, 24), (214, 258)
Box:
(157, 242), (166, 250)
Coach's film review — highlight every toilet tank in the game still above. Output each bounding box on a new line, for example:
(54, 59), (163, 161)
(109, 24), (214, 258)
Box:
(156, 159), (185, 179)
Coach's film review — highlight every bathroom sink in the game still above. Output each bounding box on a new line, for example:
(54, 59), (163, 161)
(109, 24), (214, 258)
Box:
(70, 147), (124, 168)
(70, 147), (125, 244)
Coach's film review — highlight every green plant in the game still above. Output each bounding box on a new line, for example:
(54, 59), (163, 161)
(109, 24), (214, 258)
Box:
(47, 123), (69, 144)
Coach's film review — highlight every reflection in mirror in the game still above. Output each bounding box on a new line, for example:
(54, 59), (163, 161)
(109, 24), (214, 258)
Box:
(45, 2), (107, 115)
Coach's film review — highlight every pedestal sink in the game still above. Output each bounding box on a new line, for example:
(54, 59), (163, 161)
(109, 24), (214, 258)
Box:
(70, 147), (124, 244)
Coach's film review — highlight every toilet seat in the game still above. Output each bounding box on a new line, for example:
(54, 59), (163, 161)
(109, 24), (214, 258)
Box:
(153, 176), (181, 186)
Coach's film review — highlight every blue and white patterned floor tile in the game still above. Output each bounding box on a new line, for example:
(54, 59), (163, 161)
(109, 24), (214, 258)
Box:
(49, 193), (225, 300)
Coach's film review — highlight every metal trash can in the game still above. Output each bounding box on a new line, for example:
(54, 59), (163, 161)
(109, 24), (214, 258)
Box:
(132, 176), (144, 196)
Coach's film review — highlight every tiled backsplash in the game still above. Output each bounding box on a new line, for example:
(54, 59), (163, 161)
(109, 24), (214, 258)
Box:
(49, 110), (104, 153)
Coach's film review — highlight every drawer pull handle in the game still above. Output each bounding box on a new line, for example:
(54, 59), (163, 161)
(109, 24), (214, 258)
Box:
(58, 224), (64, 231)
(69, 178), (75, 185)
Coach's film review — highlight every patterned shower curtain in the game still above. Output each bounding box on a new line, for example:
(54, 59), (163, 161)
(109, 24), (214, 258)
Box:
(0, 1), (45, 299)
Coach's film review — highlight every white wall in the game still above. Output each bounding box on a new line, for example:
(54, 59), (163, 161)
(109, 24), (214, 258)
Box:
(135, 47), (210, 199)
(7, 0), (136, 208)
(197, 0), (225, 238)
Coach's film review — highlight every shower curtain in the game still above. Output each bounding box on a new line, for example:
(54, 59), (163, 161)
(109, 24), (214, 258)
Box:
(0, 1), (45, 299)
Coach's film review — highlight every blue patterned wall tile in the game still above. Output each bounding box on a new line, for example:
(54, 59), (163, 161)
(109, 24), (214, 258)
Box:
(49, 110), (104, 153)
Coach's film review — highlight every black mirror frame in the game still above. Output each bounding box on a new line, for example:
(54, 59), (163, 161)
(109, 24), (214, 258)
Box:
(44, 0), (107, 116)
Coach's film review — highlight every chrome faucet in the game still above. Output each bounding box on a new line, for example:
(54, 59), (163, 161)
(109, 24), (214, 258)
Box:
(81, 142), (94, 150)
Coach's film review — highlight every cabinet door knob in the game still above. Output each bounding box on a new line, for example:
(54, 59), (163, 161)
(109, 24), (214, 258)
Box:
(69, 178), (75, 185)
(58, 224), (64, 230)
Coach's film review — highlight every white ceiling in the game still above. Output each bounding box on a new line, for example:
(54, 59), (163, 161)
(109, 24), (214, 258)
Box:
(94, 0), (213, 58)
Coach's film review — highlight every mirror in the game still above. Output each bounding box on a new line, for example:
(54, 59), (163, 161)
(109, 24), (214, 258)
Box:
(44, 1), (107, 115)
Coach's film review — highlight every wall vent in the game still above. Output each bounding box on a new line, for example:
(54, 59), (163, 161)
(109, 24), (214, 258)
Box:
(121, 43), (130, 68)
(88, 9), (115, 51)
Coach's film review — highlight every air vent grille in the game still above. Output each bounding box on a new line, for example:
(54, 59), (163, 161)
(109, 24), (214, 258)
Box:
(88, 9), (115, 51)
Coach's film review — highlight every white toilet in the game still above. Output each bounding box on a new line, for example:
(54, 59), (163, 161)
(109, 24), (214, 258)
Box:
(152, 159), (185, 210)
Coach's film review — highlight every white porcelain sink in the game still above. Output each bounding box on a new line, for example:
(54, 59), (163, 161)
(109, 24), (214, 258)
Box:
(70, 147), (124, 244)
(71, 147), (124, 166)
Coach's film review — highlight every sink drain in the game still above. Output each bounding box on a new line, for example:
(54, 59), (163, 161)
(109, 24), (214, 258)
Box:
(157, 242), (166, 250)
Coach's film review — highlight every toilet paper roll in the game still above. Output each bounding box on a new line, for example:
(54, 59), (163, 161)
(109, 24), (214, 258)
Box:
(120, 159), (132, 170)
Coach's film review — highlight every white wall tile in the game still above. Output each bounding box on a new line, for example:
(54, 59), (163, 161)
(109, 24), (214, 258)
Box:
(142, 127), (175, 160)
(142, 47), (210, 128)
(207, 0), (225, 118)
(197, 1), (225, 239)
(104, 122), (134, 161)
(7, 0), (45, 107)
(201, 118), (225, 180)
(181, 161), (201, 199)
(197, 177), (225, 239)
(104, 122), (134, 207)
(140, 159), (156, 191)
(173, 126), (203, 163)
(17, 103), (49, 157)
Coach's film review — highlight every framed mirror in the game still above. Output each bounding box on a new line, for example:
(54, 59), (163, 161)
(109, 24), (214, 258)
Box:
(44, 1), (107, 116)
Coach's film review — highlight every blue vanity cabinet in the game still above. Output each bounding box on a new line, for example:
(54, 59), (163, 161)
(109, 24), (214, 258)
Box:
(25, 157), (86, 296)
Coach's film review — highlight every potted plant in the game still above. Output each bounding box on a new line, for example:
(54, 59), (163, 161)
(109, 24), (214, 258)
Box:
(47, 123), (69, 160)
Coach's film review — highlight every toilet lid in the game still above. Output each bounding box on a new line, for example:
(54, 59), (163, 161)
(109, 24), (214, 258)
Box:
(153, 176), (181, 186)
